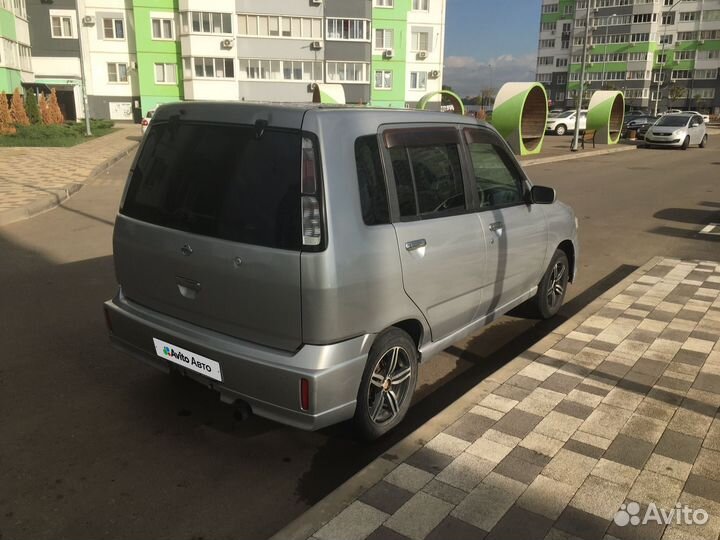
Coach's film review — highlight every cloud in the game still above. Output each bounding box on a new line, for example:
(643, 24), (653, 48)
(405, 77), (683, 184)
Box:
(442, 53), (537, 97)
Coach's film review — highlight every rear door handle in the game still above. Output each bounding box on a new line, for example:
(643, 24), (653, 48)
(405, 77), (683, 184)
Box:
(489, 222), (504, 232)
(405, 239), (427, 251)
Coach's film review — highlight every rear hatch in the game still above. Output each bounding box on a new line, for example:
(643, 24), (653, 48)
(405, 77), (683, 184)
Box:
(114, 104), (309, 352)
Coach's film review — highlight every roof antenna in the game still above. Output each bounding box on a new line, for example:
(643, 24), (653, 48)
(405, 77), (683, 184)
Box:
(255, 119), (268, 139)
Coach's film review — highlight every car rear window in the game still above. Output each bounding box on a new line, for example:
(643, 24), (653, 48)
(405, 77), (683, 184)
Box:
(121, 121), (302, 250)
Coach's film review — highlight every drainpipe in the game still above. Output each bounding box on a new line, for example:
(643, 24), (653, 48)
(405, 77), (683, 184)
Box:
(571, 0), (592, 152)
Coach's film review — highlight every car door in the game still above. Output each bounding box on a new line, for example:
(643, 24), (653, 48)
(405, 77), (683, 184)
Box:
(462, 127), (549, 318)
(381, 125), (488, 341)
(690, 115), (703, 144)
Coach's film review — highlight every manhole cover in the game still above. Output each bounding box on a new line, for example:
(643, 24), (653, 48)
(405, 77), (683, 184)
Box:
(700, 223), (720, 236)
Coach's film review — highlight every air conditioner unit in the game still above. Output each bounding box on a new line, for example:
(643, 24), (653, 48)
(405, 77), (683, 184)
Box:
(82, 15), (95, 25)
(221, 38), (234, 48)
(699, 39), (705, 44)
(130, 61), (137, 70)
(416, 50), (428, 60)
(383, 49), (394, 59)
(310, 41), (322, 50)
(429, 70), (440, 79)
(310, 0), (322, 4)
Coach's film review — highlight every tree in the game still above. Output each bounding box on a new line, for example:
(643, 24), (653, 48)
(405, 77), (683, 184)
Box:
(10, 88), (29, 126)
(38, 92), (52, 125)
(0, 92), (16, 135)
(668, 85), (686, 103)
(25, 90), (40, 124)
(48, 88), (64, 124)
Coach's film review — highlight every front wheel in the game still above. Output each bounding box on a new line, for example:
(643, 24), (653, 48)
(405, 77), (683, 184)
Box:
(682, 136), (690, 150)
(354, 328), (418, 440)
(555, 124), (567, 136)
(700, 134), (708, 148)
(534, 250), (570, 319)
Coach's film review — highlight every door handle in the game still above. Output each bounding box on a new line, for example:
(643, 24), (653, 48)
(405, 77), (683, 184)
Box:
(489, 222), (504, 232)
(405, 239), (427, 251)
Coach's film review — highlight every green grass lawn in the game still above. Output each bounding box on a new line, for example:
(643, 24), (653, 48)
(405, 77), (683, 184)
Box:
(0, 120), (116, 147)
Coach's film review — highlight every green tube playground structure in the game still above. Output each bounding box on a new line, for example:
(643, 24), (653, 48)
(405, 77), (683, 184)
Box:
(587, 90), (625, 145)
(416, 90), (465, 115)
(490, 82), (548, 156)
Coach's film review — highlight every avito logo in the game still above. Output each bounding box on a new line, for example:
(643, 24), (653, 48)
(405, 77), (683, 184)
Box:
(162, 346), (213, 374)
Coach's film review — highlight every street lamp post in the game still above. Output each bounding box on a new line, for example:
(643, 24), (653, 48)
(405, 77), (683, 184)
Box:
(74, 0), (92, 136)
(654, 0), (682, 117)
(571, 0), (592, 152)
(600, 13), (616, 89)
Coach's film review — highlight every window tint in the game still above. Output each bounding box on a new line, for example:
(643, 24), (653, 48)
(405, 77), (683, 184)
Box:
(355, 136), (390, 225)
(467, 142), (525, 208)
(121, 122), (302, 250)
(389, 143), (466, 219)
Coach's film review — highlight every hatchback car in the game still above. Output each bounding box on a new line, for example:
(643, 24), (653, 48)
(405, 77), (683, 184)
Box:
(104, 103), (578, 439)
(546, 110), (587, 136)
(644, 113), (708, 149)
(140, 109), (154, 135)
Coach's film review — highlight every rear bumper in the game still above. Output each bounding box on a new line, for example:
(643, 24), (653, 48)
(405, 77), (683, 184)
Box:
(104, 290), (372, 430)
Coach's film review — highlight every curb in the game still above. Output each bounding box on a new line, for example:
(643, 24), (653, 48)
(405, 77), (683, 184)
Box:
(0, 142), (138, 228)
(270, 256), (664, 540)
(521, 143), (636, 167)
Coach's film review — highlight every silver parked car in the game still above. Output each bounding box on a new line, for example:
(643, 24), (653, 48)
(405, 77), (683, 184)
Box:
(644, 113), (708, 150)
(104, 103), (578, 439)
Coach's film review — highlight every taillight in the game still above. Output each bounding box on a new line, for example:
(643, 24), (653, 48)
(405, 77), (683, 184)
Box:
(301, 137), (322, 247)
(300, 378), (310, 411)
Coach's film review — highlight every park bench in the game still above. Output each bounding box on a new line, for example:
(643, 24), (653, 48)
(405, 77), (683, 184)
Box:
(577, 129), (596, 149)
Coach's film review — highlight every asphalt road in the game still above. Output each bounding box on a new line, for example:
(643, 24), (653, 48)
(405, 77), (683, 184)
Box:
(1, 144), (718, 540)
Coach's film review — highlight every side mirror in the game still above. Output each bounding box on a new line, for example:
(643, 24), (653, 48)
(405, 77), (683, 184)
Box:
(691, 121), (700, 128)
(531, 185), (556, 205)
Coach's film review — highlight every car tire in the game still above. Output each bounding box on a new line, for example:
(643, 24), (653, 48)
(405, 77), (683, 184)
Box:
(534, 250), (570, 320)
(554, 124), (567, 136)
(700, 135), (707, 148)
(354, 328), (418, 441)
(682, 136), (690, 150)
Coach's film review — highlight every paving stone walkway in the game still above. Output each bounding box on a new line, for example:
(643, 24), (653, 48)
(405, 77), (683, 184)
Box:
(0, 124), (139, 224)
(300, 258), (720, 540)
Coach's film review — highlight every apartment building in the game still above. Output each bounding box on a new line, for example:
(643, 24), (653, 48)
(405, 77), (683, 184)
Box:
(536, 0), (720, 114)
(17, 0), (446, 119)
(0, 0), (32, 94)
(372, 0), (446, 108)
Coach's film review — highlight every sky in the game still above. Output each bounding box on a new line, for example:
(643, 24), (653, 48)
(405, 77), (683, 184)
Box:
(443, 0), (541, 97)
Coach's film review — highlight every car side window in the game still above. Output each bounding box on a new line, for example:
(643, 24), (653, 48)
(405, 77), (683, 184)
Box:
(385, 129), (466, 220)
(464, 130), (525, 208)
(355, 135), (390, 225)
(695, 116), (703, 125)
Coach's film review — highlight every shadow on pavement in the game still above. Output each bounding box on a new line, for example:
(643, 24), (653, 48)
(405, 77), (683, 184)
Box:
(654, 208), (720, 225)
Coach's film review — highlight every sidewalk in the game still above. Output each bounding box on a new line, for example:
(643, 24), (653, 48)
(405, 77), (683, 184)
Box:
(0, 124), (140, 226)
(276, 257), (720, 540)
(519, 137), (638, 167)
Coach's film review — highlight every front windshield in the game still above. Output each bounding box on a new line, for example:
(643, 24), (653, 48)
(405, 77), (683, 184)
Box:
(656, 115), (690, 127)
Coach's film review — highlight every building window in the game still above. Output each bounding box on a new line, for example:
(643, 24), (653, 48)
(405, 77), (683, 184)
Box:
(679, 11), (699, 22)
(375, 70), (393, 89)
(326, 18), (370, 41)
(695, 69), (718, 80)
(412, 0), (429, 10)
(237, 59), (322, 81)
(108, 62), (128, 83)
(184, 57), (234, 78)
(556, 58), (568, 67)
(182, 12), (232, 34)
(154, 63), (177, 84)
(375, 29), (394, 50)
(151, 17), (174, 39)
(237, 15), (322, 39)
(409, 71), (427, 90)
(410, 30), (429, 51)
(103, 18), (125, 39)
(374, 0), (393, 6)
(50, 15), (73, 38)
(327, 62), (369, 83)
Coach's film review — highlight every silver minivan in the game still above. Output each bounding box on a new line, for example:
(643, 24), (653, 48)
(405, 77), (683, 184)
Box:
(104, 102), (578, 439)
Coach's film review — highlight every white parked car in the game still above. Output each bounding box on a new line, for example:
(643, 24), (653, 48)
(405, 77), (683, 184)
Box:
(140, 110), (155, 135)
(644, 113), (708, 150)
(680, 110), (710, 124)
(546, 110), (587, 136)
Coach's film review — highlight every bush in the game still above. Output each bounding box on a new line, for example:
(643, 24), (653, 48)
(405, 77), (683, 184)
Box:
(25, 90), (40, 124)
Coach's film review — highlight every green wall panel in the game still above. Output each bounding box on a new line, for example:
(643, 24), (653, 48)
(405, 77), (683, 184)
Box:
(371, 0), (409, 107)
(0, 67), (22, 94)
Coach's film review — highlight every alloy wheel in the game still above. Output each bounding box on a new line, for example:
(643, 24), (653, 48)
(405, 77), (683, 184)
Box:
(367, 346), (412, 425)
(546, 261), (566, 310)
